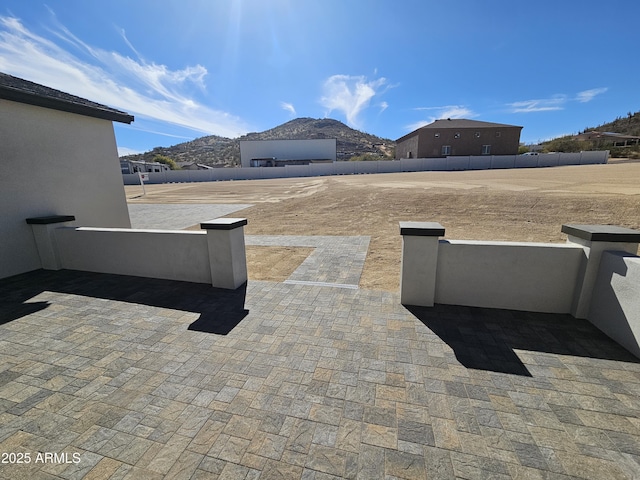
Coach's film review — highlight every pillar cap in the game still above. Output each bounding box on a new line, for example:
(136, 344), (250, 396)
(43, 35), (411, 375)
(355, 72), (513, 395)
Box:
(399, 222), (445, 237)
(26, 215), (75, 225)
(562, 224), (640, 243)
(200, 218), (248, 230)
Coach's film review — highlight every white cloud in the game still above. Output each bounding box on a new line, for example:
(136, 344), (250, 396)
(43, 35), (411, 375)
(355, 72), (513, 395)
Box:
(117, 146), (141, 157)
(405, 120), (431, 131)
(437, 105), (474, 119)
(320, 74), (388, 129)
(507, 88), (607, 113)
(576, 87), (608, 103)
(406, 105), (475, 131)
(506, 96), (566, 113)
(0, 15), (249, 138)
(280, 101), (296, 116)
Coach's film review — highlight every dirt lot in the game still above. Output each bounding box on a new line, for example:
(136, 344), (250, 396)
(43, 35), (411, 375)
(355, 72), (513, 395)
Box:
(126, 159), (640, 291)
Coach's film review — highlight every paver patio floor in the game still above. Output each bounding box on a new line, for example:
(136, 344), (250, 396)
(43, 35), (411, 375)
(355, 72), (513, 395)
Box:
(1, 270), (640, 479)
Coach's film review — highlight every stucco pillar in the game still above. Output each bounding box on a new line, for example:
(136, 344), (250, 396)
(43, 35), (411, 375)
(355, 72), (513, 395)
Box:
(399, 222), (445, 306)
(563, 224), (640, 319)
(26, 215), (76, 270)
(200, 218), (248, 290)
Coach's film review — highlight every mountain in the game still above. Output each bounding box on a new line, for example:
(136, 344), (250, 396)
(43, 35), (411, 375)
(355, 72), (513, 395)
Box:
(121, 118), (395, 166)
(583, 110), (640, 137)
(540, 110), (640, 156)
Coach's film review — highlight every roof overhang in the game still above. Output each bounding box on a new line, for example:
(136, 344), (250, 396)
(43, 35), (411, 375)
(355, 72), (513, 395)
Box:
(0, 87), (134, 124)
(0, 73), (134, 124)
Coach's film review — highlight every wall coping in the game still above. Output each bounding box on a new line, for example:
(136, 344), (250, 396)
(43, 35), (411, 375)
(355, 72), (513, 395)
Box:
(26, 215), (75, 225)
(399, 222), (445, 237)
(440, 239), (584, 248)
(562, 224), (640, 243)
(200, 218), (248, 230)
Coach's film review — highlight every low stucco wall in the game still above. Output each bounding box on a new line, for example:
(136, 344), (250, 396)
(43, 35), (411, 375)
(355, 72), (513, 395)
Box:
(55, 227), (212, 283)
(434, 240), (584, 313)
(26, 217), (249, 289)
(400, 223), (640, 356)
(588, 251), (640, 357)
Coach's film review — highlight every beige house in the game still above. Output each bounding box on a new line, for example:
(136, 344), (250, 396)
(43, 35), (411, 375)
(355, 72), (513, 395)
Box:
(0, 72), (134, 279)
(396, 119), (522, 159)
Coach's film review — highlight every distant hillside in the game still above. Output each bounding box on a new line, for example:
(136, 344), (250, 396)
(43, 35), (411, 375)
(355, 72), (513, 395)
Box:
(121, 118), (395, 166)
(583, 111), (640, 137)
(541, 110), (640, 157)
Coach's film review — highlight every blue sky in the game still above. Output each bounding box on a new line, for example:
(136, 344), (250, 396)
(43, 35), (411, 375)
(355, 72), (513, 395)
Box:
(1, 1), (638, 156)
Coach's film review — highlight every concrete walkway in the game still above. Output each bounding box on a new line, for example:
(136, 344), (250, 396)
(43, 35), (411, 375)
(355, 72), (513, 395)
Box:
(1, 270), (640, 479)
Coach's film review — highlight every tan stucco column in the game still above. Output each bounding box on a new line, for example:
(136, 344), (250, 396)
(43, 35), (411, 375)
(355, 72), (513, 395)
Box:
(26, 215), (76, 270)
(200, 218), (248, 290)
(399, 222), (445, 306)
(563, 224), (640, 319)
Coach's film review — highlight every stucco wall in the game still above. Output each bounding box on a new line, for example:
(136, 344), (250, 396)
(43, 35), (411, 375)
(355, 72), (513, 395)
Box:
(398, 126), (522, 158)
(55, 227), (211, 283)
(0, 100), (131, 279)
(239, 139), (337, 168)
(434, 240), (584, 313)
(395, 135), (419, 159)
(26, 219), (247, 289)
(588, 251), (640, 357)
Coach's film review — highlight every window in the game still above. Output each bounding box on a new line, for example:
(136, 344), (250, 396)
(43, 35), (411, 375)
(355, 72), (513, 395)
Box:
(496, 131), (501, 137)
(475, 132), (481, 138)
(442, 145), (451, 156)
(482, 145), (491, 155)
(454, 132), (461, 139)
(434, 133), (440, 138)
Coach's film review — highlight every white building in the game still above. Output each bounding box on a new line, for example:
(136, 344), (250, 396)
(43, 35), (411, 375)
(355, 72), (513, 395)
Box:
(120, 159), (170, 174)
(0, 72), (134, 279)
(240, 139), (336, 168)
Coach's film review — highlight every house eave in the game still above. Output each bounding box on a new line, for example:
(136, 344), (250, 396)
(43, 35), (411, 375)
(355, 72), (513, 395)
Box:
(0, 86), (134, 124)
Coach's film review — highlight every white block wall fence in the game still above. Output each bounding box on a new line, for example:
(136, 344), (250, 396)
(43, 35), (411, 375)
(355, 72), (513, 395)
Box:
(399, 222), (640, 357)
(26, 215), (248, 290)
(122, 151), (609, 185)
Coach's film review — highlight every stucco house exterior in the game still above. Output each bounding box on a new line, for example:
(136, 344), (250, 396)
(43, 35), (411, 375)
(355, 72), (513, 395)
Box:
(0, 72), (134, 279)
(396, 119), (523, 159)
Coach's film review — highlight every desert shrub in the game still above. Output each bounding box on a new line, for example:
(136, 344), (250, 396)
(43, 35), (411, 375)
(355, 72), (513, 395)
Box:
(153, 155), (180, 170)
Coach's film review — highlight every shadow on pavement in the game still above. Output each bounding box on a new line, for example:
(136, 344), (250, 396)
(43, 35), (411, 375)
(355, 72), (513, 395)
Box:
(0, 269), (249, 335)
(406, 303), (639, 376)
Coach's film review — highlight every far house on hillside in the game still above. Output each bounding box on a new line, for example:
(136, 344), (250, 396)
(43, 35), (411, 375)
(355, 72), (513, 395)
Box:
(395, 119), (523, 159)
(574, 130), (640, 147)
(0, 72), (134, 279)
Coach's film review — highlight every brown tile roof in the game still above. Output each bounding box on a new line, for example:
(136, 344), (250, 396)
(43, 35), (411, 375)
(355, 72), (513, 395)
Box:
(397, 118), (522, 142)
(0, 72), (134, 124)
